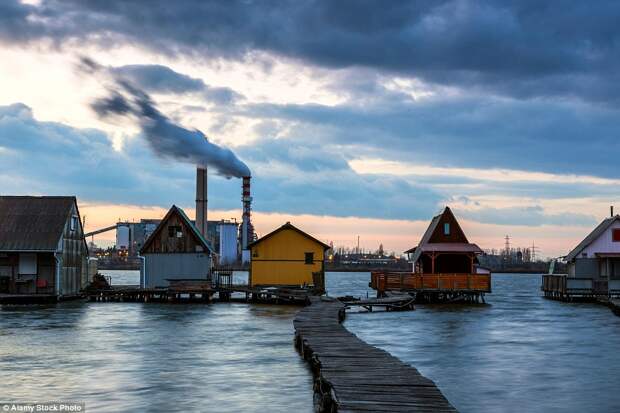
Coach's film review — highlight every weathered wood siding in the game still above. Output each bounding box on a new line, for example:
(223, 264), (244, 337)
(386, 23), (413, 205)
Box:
(59, 202), (88, 296)
(143, 253), (211, 288)
(142, 212), (205, 254)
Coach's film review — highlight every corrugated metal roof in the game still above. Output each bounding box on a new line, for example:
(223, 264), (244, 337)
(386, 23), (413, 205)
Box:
(0, 196), (75, 251)
(566, 215), (620, 261)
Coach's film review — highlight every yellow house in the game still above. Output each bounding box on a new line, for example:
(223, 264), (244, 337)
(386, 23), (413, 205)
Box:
(249, 222), (330, 288)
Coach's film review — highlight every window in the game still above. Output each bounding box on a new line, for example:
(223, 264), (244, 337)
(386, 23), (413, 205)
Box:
(613, 229), (620, 242)
(305, 252), (314, 264)
(168, 226), (182, 238)
(70, 215), (78, 232)
(444, 223), (450, 236)
(19, 253), (37, 275)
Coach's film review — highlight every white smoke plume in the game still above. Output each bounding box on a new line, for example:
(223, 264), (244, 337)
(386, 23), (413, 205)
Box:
(81, 57), (250, 178)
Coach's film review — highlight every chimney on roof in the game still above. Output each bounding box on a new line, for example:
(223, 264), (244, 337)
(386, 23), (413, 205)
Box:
(612, 205), (615, 217)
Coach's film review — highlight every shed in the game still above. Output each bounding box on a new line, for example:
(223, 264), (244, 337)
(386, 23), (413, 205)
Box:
(139, 205), (213, 288)
(248, 222), (330, 288)
(0, 196), (88, 297)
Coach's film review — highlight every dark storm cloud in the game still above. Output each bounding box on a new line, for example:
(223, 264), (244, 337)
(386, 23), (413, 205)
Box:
(5, 0), (620, 104)
(114, 65), (243, 104)
(0, 102), (442, 220)
(236, 95), (620, 179)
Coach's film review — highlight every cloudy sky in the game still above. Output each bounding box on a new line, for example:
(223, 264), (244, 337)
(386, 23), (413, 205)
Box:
(1, 0), (619, 257)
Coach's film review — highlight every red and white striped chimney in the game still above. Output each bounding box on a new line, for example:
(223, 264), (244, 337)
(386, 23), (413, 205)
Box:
(241, 176), (253, 250)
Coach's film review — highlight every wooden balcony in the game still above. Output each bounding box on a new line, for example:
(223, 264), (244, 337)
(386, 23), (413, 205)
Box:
(370, 272), (491, 293)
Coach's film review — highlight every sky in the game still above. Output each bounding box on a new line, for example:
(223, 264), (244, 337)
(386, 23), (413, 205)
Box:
(1, 0), (619, 257)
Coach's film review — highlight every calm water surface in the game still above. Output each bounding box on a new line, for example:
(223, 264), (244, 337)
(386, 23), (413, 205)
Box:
(339, 273), (620, 413)
(2, 271), (620, 412)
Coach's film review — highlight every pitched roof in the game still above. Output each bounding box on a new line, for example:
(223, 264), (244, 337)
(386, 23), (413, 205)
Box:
(248, 222), (331, 250)
(139, 205), (214, 254)
(418, 243), (483, 253)
(566, 215), (620, 261)
(407, 206), (479, 263)
(0, 196), (77, 251)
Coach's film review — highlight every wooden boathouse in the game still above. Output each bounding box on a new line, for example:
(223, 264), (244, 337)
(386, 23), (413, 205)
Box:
(248, 222), (329, 291)
(543, 209), (620, 300)
(371, 206), (491, 301)
(140, 205), (214, 289)
(0, 196), (88, 302)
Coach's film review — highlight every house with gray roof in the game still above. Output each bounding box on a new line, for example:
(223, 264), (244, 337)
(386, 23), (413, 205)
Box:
(139, 205), (214, 288)
(0, 196), (88, 298)
(565, 212), (620, 295)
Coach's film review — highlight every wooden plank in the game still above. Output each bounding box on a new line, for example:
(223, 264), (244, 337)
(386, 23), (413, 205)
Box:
(294, 296), (457, 412)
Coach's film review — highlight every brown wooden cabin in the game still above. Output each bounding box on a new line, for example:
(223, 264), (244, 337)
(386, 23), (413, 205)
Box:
(0, 196), (88, 298)
(371, 207), (491, 297)
(139, 205), (214, 289)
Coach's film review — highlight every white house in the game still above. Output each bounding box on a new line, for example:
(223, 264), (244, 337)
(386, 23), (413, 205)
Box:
(565, 211), (620, 295)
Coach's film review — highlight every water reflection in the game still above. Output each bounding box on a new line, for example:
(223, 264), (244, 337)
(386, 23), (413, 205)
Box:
(339, 273), (620, 413)
(0, 302), (312, 412)
(4, 272), (620, 412)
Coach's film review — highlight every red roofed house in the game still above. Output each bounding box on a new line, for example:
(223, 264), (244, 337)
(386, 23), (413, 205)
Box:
(371, 206), (491, 300)
(406, 206), (484, 275)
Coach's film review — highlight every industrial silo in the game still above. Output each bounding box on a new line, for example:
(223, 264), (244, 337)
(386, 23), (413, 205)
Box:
(217, 221), (239, 265)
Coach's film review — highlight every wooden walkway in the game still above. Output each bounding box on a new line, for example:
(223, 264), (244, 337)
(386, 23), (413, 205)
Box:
(294, 296), (456, 412)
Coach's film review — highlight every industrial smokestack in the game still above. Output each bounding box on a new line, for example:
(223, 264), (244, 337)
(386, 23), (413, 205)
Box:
(240, 176), (253, 262)
(196, 167), (208, 238)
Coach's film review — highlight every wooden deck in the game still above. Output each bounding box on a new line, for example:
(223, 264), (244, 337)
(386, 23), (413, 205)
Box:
(86, 284), (315, 305)
(0, 293), (58, 305)
(294, 296), (456, 412)
(541, 274), (620, 301)
(371, 272), (490, 303)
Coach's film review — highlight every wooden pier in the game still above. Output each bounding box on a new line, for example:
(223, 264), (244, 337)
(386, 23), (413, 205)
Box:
(294, 296), (456, 412)
(86, 284), (315, 305)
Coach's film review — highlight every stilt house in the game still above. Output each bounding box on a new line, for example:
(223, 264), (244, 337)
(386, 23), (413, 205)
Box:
(0, 196), (88, 298)
(406, 206), (484, 274)
(371, 206), (491, 297)
(248, 222), (330, 289)
(140, 205), (214, 288)
(564, 211), (620, 295)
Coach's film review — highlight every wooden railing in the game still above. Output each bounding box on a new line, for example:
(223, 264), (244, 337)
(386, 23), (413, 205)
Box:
(370, 272), (491, 293)
(541, 274), (601, 297)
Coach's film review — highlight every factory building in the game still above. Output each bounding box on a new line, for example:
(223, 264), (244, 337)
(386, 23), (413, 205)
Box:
(140, 205), (213, 288)
(217, 221), (239, 265)
(0, 196), (88, 298)
(248, 222), (329, 289)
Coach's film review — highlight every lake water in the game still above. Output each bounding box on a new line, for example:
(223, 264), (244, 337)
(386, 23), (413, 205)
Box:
(2, 271), (620, 412)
